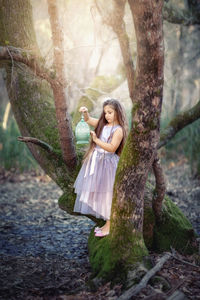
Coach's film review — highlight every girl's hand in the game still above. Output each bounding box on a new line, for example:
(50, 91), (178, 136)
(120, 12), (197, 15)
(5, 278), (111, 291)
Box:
(79, 106), (88, 114)
(90, 130), (97, 142)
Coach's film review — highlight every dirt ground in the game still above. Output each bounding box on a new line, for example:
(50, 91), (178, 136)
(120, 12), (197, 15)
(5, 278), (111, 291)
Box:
(0, 162), (199, 300)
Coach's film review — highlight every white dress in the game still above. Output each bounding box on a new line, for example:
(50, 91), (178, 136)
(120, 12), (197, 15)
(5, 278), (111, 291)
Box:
(73, 125), (121, 220)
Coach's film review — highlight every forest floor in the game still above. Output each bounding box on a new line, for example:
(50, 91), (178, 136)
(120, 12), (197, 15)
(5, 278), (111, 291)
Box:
(0, 159), (199, 300)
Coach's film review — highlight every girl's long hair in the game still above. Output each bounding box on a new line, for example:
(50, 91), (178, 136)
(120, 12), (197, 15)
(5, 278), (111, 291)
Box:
(84, 99), (128, 160)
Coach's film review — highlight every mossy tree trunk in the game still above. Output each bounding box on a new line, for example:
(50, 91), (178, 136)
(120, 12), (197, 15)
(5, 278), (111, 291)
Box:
(88, 0), (164, 280)
(88, 0), (199, 283)
(0, 0), (75, 192)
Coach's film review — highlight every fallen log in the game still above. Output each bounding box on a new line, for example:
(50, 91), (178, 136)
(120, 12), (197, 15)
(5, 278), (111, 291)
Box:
(117, 253), (171, 300)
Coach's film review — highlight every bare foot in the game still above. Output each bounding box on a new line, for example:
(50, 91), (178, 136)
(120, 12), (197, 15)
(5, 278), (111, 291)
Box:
(100, 220), (110, 234)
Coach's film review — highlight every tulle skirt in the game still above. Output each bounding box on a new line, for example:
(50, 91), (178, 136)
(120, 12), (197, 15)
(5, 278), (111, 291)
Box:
(73, 148), (119, 220)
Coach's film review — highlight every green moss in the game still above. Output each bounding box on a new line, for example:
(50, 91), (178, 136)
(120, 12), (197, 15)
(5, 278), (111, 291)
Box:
(89, 190), (148, 282)
(88, 229), (148, 283)
(58, 191), (76, 214)
(143, 183), (197, 254)
(143, 207), (155, 249)
(154, 196), (197, 254)
(15, 71), (60, 151)
(88, 181), (197, 283)
(115, 132), (140, 183)
(6, 66), (76, 191)
(132, 102), (140, 116)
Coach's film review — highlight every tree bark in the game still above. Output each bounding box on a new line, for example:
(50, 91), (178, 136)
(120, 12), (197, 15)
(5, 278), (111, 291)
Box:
(112, 0), (164, 252)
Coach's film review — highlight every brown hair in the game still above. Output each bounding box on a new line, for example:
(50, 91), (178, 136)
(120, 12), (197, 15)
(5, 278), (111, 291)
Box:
(84, 99), (128, 160)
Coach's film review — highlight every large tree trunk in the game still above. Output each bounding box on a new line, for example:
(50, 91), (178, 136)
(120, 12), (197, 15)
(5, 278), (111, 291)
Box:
(88, 0), (198, 284)
(88, 0), (164, 281)
(0, 0), (73, 191)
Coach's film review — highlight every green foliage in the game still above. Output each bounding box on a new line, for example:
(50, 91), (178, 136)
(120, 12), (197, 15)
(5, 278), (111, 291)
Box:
(0, 117), (38, 171)
(161, 116), (200, 175)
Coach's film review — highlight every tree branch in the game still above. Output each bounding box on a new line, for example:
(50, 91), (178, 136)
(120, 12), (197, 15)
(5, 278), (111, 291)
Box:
(95, 0), (135, 100)
(170, 247), (200, 269)
(163, 2), (200, 25)
(17, 136), (61, 158)
(159, 99), (200, 149)
(117, 253), (171, 300)
(151, 100), (200, 221)
(0, 46), (59, 86)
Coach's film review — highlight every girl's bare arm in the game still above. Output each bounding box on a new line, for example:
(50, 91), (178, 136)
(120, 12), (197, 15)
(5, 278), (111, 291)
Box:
(90, 127), (123, 153)
(80, 107), (99, 128)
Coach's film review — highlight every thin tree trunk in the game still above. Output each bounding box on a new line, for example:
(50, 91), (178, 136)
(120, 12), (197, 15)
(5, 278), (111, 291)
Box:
(47, 0), (76, 168)
(110, 0), (135, 99)
(152, 152), (166, 222)
(95, 0), (135, 99)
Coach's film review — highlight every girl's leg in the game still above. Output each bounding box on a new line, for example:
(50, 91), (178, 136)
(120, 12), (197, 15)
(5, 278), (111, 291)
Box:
(100, 220), (110, 234)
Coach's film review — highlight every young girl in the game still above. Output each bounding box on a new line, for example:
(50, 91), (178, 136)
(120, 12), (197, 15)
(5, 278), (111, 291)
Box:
(73, 99), (128, 237)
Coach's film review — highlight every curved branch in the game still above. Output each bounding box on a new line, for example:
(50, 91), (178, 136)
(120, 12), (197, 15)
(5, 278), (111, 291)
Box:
(163, 2), (200, 25)
(0, 46), (59, 86)
(18, 136), (62, 159)
(159, 99), (200, 148)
